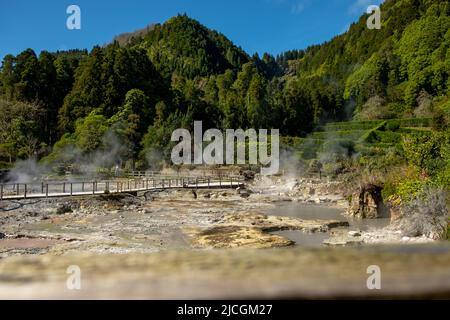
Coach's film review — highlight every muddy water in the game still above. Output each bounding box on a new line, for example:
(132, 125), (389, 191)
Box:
(265, 202), (390, 247)
(0, 238), (62, 249)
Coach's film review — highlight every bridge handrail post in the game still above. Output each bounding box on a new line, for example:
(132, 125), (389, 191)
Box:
(16, 184), (19, 196)
(92, 181), (95, 195)
(63, 182), (66, 194)
(24, 184), (27, 199)
(70, 183), (73, 196)
(46, 184), (49, 198)
(0, 184), (3, 200)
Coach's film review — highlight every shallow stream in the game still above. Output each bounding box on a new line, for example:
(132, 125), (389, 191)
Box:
(264, 202), (390, 247)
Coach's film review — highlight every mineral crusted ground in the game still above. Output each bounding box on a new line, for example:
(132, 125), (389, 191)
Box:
(0, 184), (449, 299)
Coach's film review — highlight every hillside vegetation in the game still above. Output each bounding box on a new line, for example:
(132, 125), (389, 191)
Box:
(0, 1), (448, 193)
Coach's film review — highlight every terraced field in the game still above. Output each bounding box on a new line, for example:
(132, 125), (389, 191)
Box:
(283, 118), (433, 161)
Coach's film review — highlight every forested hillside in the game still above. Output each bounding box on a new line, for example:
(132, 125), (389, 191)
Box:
(0, 0), (449, 174)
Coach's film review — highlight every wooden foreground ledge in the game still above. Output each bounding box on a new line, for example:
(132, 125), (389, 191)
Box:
(0, 243), (449, 299)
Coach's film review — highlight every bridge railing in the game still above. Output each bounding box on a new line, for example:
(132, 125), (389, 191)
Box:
(0, 175), (245, 200)
(122, 170), (243, 179)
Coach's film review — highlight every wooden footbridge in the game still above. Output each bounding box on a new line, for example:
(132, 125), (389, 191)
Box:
(0, 175), (245, 201)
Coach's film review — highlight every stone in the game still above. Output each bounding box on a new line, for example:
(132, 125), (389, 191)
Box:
(241, 170), (256, 181)
(323, 229), (363, 246)
(348, 231), (361, 237)
(0, 232), (5, 239)
(239, 190), (252, 198)
(56, 204), (73, 215)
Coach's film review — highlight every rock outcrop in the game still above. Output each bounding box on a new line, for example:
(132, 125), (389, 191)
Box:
(185, 213), (349, 249)
(346, 184), (388, 219)
(185, 225), (294, 249)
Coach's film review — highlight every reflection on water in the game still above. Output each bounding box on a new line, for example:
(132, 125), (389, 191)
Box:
(271, 230), (330, 248)
(265, 202), (391, 247)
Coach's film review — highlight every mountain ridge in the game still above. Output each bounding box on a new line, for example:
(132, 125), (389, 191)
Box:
(0, 2), (449, 171)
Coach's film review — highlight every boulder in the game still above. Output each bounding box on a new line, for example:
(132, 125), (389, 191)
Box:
(348, 230), (361, 237)
(237, 187), (252, 198)
(240, 170), (256, 181)
(56, 204), (73, 215)
(323, 229), (363, 246)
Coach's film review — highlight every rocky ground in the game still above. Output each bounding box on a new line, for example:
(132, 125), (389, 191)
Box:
(0, 185), (350, 257)
(0, 177), (449, 298)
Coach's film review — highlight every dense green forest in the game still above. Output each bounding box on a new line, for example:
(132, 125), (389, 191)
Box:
(0, 0), (449, 193)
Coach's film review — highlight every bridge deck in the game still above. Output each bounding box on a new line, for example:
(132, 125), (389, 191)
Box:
(0, 177), (244, 201)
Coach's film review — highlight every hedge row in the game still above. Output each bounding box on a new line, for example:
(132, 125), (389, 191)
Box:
(319, 117), (432, 132)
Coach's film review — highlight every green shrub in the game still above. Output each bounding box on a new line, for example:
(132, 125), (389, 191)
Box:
(386, 121), (400, 132)
(435, 165), (450, 187)
(311, 130), (366, 140)
(394, 118), (432, 127)
(382, 180), (397, 200)
(280, 136), (304, 148)
(324, 120), (384, 131)
(375, 131), (402, 144)
(0, 161), (13, 169)
(447, 219), (450, 240)
(397, 127), (432, 137)
(387, 102), (410, 118)
(396, 179), (430, 201)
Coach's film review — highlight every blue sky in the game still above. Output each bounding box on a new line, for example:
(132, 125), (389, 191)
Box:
(0, 0), (384, 61)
